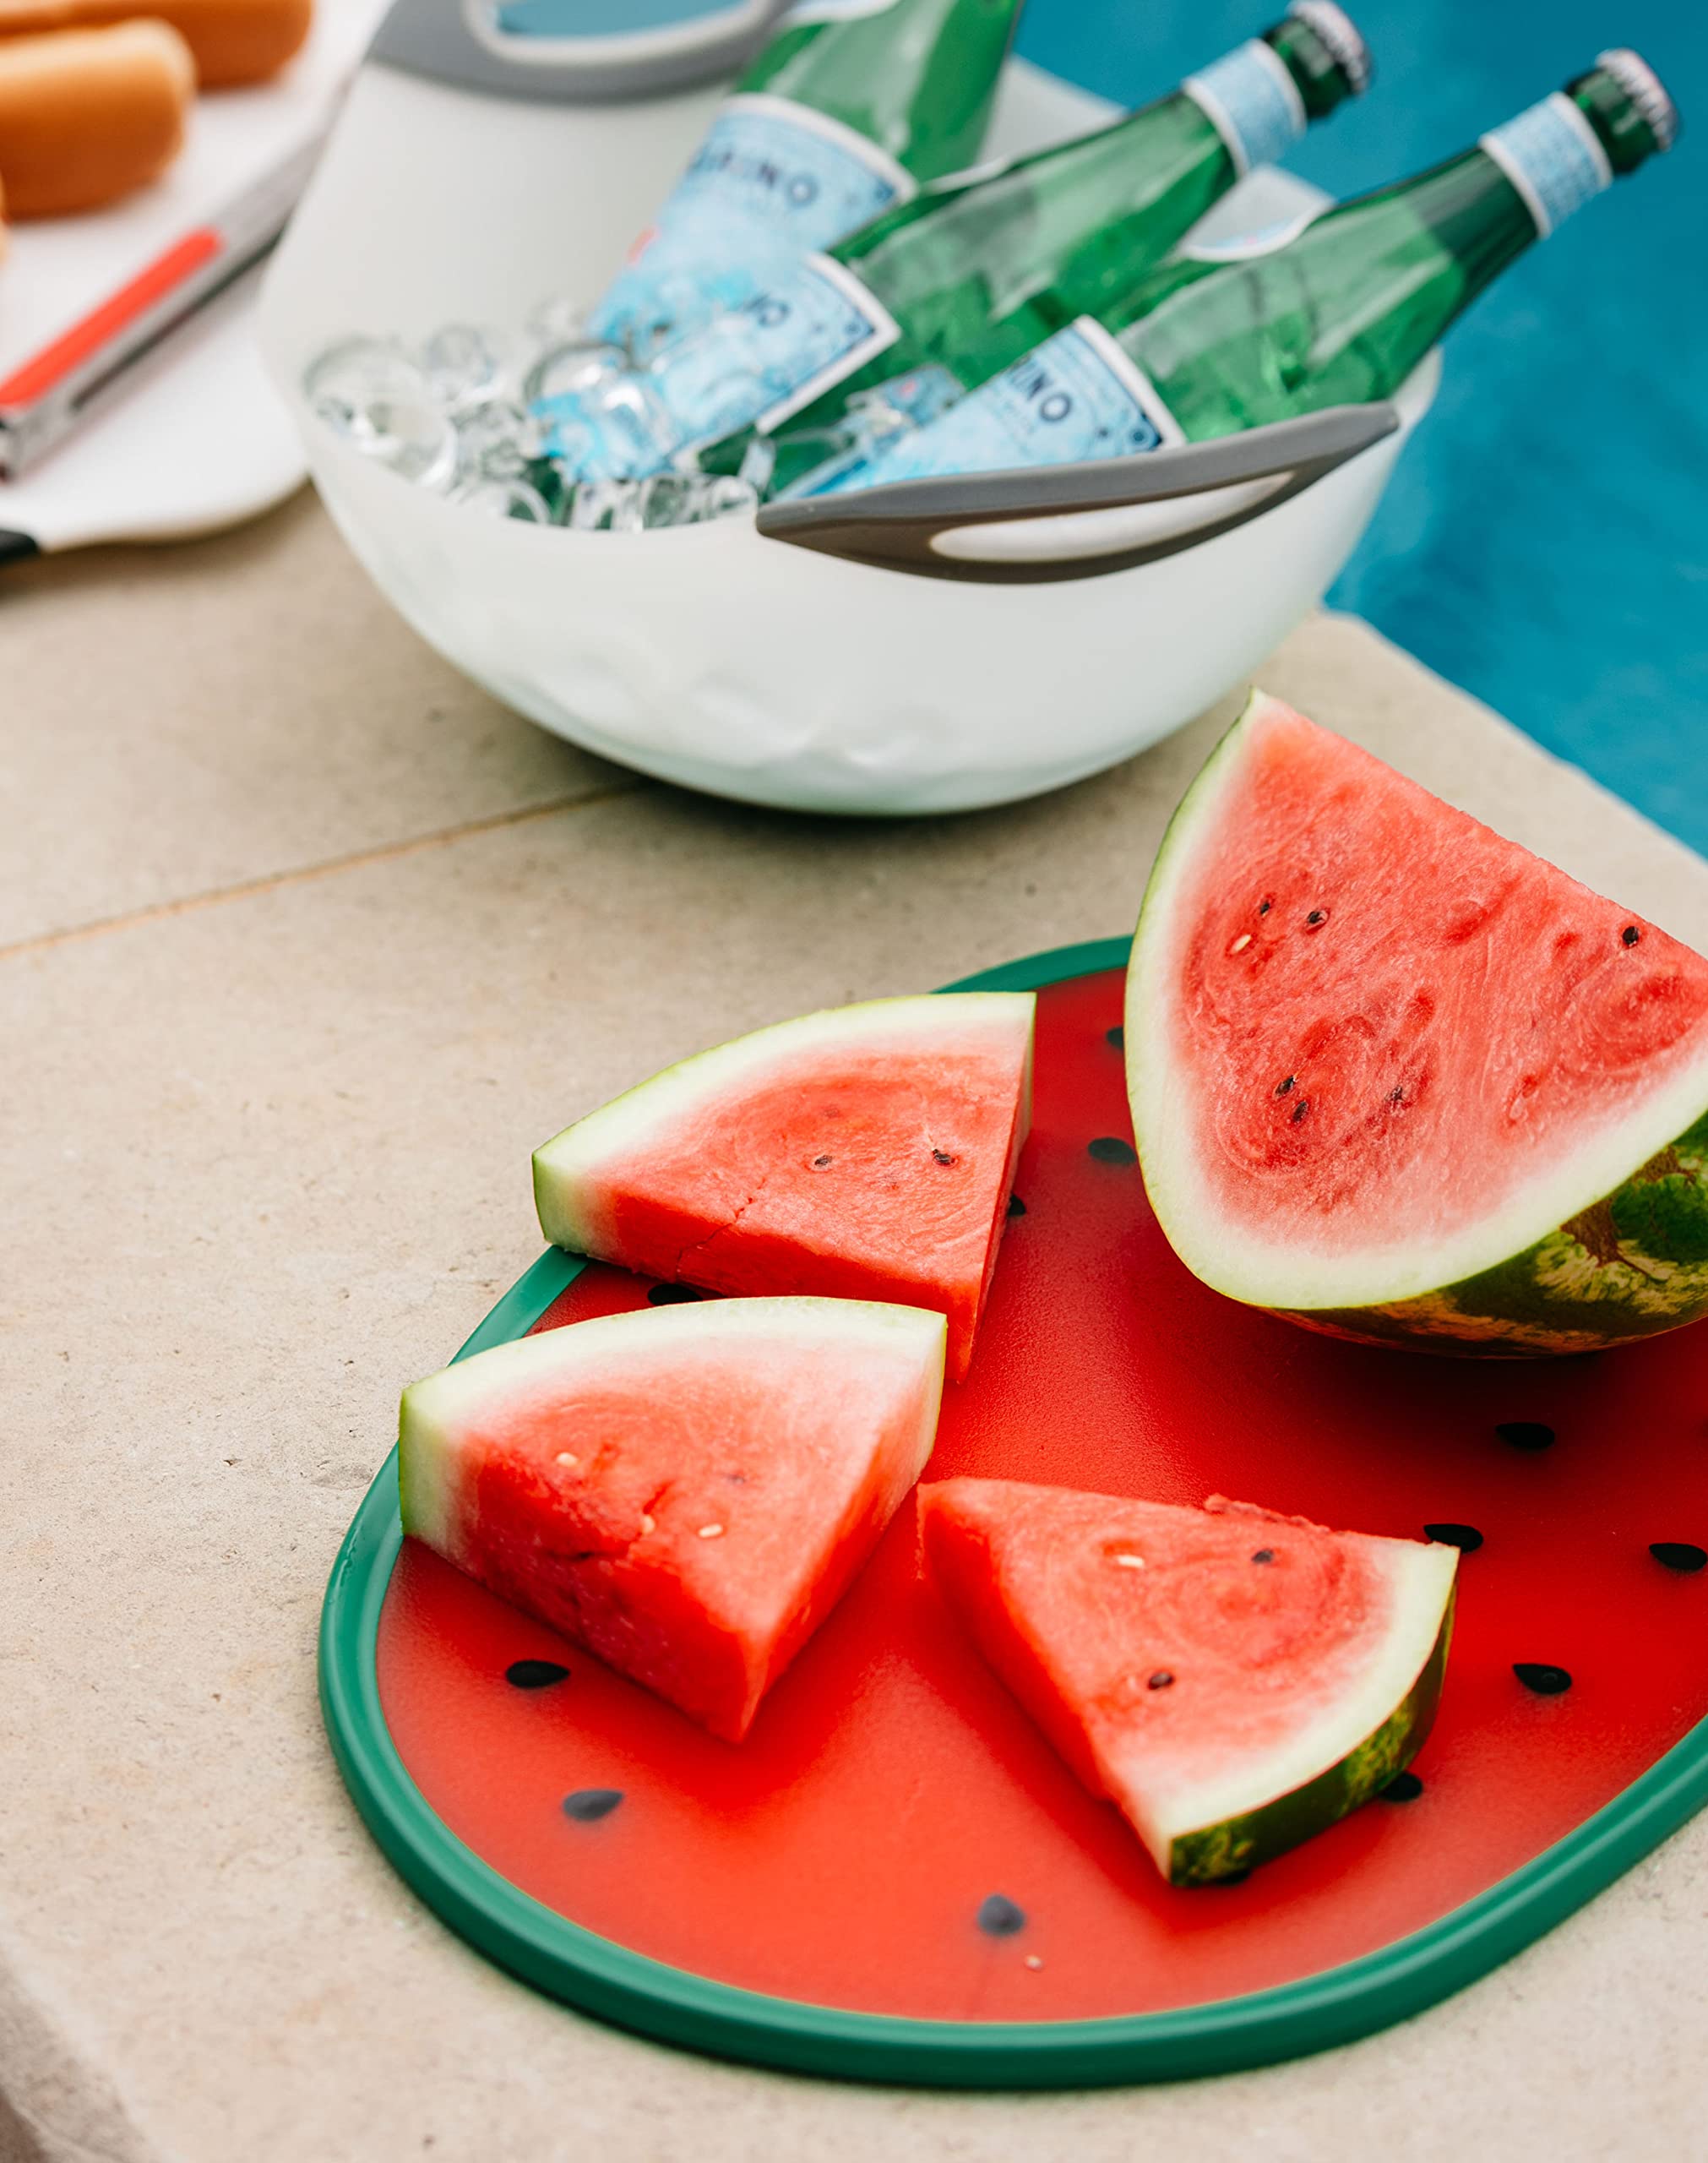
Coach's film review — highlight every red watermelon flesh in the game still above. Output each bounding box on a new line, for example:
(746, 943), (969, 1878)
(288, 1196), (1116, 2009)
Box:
(921, 1479), (1456, 1882)
(1128, 691), (1708, 1349)
(533, 994), (1034, 1381)
(400, 1299), (947, 1741)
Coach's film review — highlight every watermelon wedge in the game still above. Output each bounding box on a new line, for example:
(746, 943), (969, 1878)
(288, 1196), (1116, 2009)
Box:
(921, 1479), (1457, 1884)
(1128, 691), (1708, 1354)
(400, 1298), (946, 1741)
(532, 994), (1035, 1381)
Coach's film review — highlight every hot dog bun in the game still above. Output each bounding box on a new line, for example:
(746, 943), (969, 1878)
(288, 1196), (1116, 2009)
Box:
(0, 0), (309, 86)
(0, 21), (193, 217)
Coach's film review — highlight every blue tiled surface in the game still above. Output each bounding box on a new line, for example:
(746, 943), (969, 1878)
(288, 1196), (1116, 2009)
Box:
(1016, 1), (1705, 852)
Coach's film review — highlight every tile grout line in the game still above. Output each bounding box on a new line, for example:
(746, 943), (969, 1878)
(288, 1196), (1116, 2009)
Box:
(0, 782), (642, 964)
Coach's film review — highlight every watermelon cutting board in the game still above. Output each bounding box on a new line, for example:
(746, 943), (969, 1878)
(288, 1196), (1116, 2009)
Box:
(321, 940), (1708, 2085)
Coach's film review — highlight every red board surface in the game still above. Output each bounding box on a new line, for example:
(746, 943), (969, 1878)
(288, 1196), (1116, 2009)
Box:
(378, 968), (1708, 2024)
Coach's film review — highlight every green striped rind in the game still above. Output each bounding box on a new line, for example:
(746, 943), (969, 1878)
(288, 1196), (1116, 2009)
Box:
(1129, 690), (1708, 1358)
(1169, 1594), (1455, 1887)
(1278, 1114), (1708, 1355)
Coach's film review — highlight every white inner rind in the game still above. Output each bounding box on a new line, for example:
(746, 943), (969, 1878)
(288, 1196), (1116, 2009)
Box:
(1127, 691), (1708, 1314)
(398, 1296), (949, 1554)
(533, 992), (1036, 1256)
(1139, 1539), (1457, 1859)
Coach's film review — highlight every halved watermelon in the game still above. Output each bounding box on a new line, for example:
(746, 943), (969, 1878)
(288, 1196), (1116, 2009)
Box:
(532, 994), (1035, 1381)
(400, 1298), (946, 1741)
(1128, 691), (1708, 1354)
(921, 1479), (1457, 1884)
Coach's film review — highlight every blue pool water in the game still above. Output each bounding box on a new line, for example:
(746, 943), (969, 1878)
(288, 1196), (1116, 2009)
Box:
(1019, 0), (1706, 851)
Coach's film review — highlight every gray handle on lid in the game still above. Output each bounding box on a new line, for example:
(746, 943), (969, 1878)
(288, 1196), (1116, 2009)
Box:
(754, 402), (1401, 585)
(369, 0), (791, 104)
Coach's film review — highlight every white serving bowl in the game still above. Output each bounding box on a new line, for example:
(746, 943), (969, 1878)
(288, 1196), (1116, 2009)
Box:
(260, 26), (1437, 816)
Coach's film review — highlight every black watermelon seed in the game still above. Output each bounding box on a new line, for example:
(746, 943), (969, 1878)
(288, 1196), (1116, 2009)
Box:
(976, 1893), (1026, 1937)
(1007, 1193), (1027, 1218)
(1148, 1670), (1174, 1690)
(933, 1148), (956, 1165)
(1305, 909), (1327, 926)
(1424, 1523), (1484, 1553)
(811, 1153), (833, 1169)
(1251, 1549), (1275, 1565)
(1381, 1771), (1424, 1802)
(648, 1282), (703, 1305)
(1651, 1541), (1708, 1573)
(1622, 925), (1640, 946)
(563, 1788), (624, 1822)
(1290, 1098), (1310, 1123)
(1514, 1663), (1573, 1696)
(1088, 1136), (1138, 1166)
(506, 1659), (569, 1689)
(1106, 1025), (1125, 1050)
(1276, 1076), (1296, 1096)
(1257, 899), (1272, 916)
(1495, 1420), (1556, 1452)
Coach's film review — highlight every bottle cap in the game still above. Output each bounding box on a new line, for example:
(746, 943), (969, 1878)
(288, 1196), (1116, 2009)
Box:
(1287, 1), (1371, 96)
(1596, 47), (1678, 151)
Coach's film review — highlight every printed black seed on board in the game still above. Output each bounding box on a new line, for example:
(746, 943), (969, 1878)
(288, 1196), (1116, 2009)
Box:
(1651, 1541), (1708, 1573)
(1495, 1420), (1556, 1452)
(563, 1788), (624, 1822)
(976, 1894), (1026, 1937)
(1106, 1025), (1125, 1050)
(1008, 1193), (1027, 1218)
(506, 1659), (569, 1689)
(1514, 1663), (1573, 1696)
(1424, 1523), (1484, 1553)
(1088, 1136), (1138, 1166)
(1382, 1771), (1424, 1802)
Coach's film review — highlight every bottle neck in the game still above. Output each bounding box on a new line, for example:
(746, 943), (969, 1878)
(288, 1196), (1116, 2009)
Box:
(1474, 90), (1616, 242)
(910, 20), (1346, 232)
(1177, 36), (1314, 180)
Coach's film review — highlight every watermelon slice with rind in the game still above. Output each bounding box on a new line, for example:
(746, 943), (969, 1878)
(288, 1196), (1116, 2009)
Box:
(532, 994), (1035, 1381)
(921, 1479), (1457, 1885)
(400, 1298), (947, 1741)
(1128, 691), (1708, 1354)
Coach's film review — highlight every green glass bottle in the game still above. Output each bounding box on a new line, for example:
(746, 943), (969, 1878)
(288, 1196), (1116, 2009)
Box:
(689, 1), (1371, 493)
(742, 0), (1027, 179)
(818, 49), (1678, 496)
(585, 0), (1029, 359)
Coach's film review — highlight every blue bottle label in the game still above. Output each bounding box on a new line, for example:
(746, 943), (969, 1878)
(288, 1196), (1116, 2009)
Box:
(653, 247), (902, 451)
(1479, 93), (1613, 240)
(1181, 40), (1308, 179)
(810, 317), (1183, 495)
(588, 95), (915, 351)
(775, 361), (965, 494)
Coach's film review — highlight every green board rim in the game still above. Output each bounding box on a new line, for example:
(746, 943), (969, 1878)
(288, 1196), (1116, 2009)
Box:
(319, 935), (1708, 2087)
